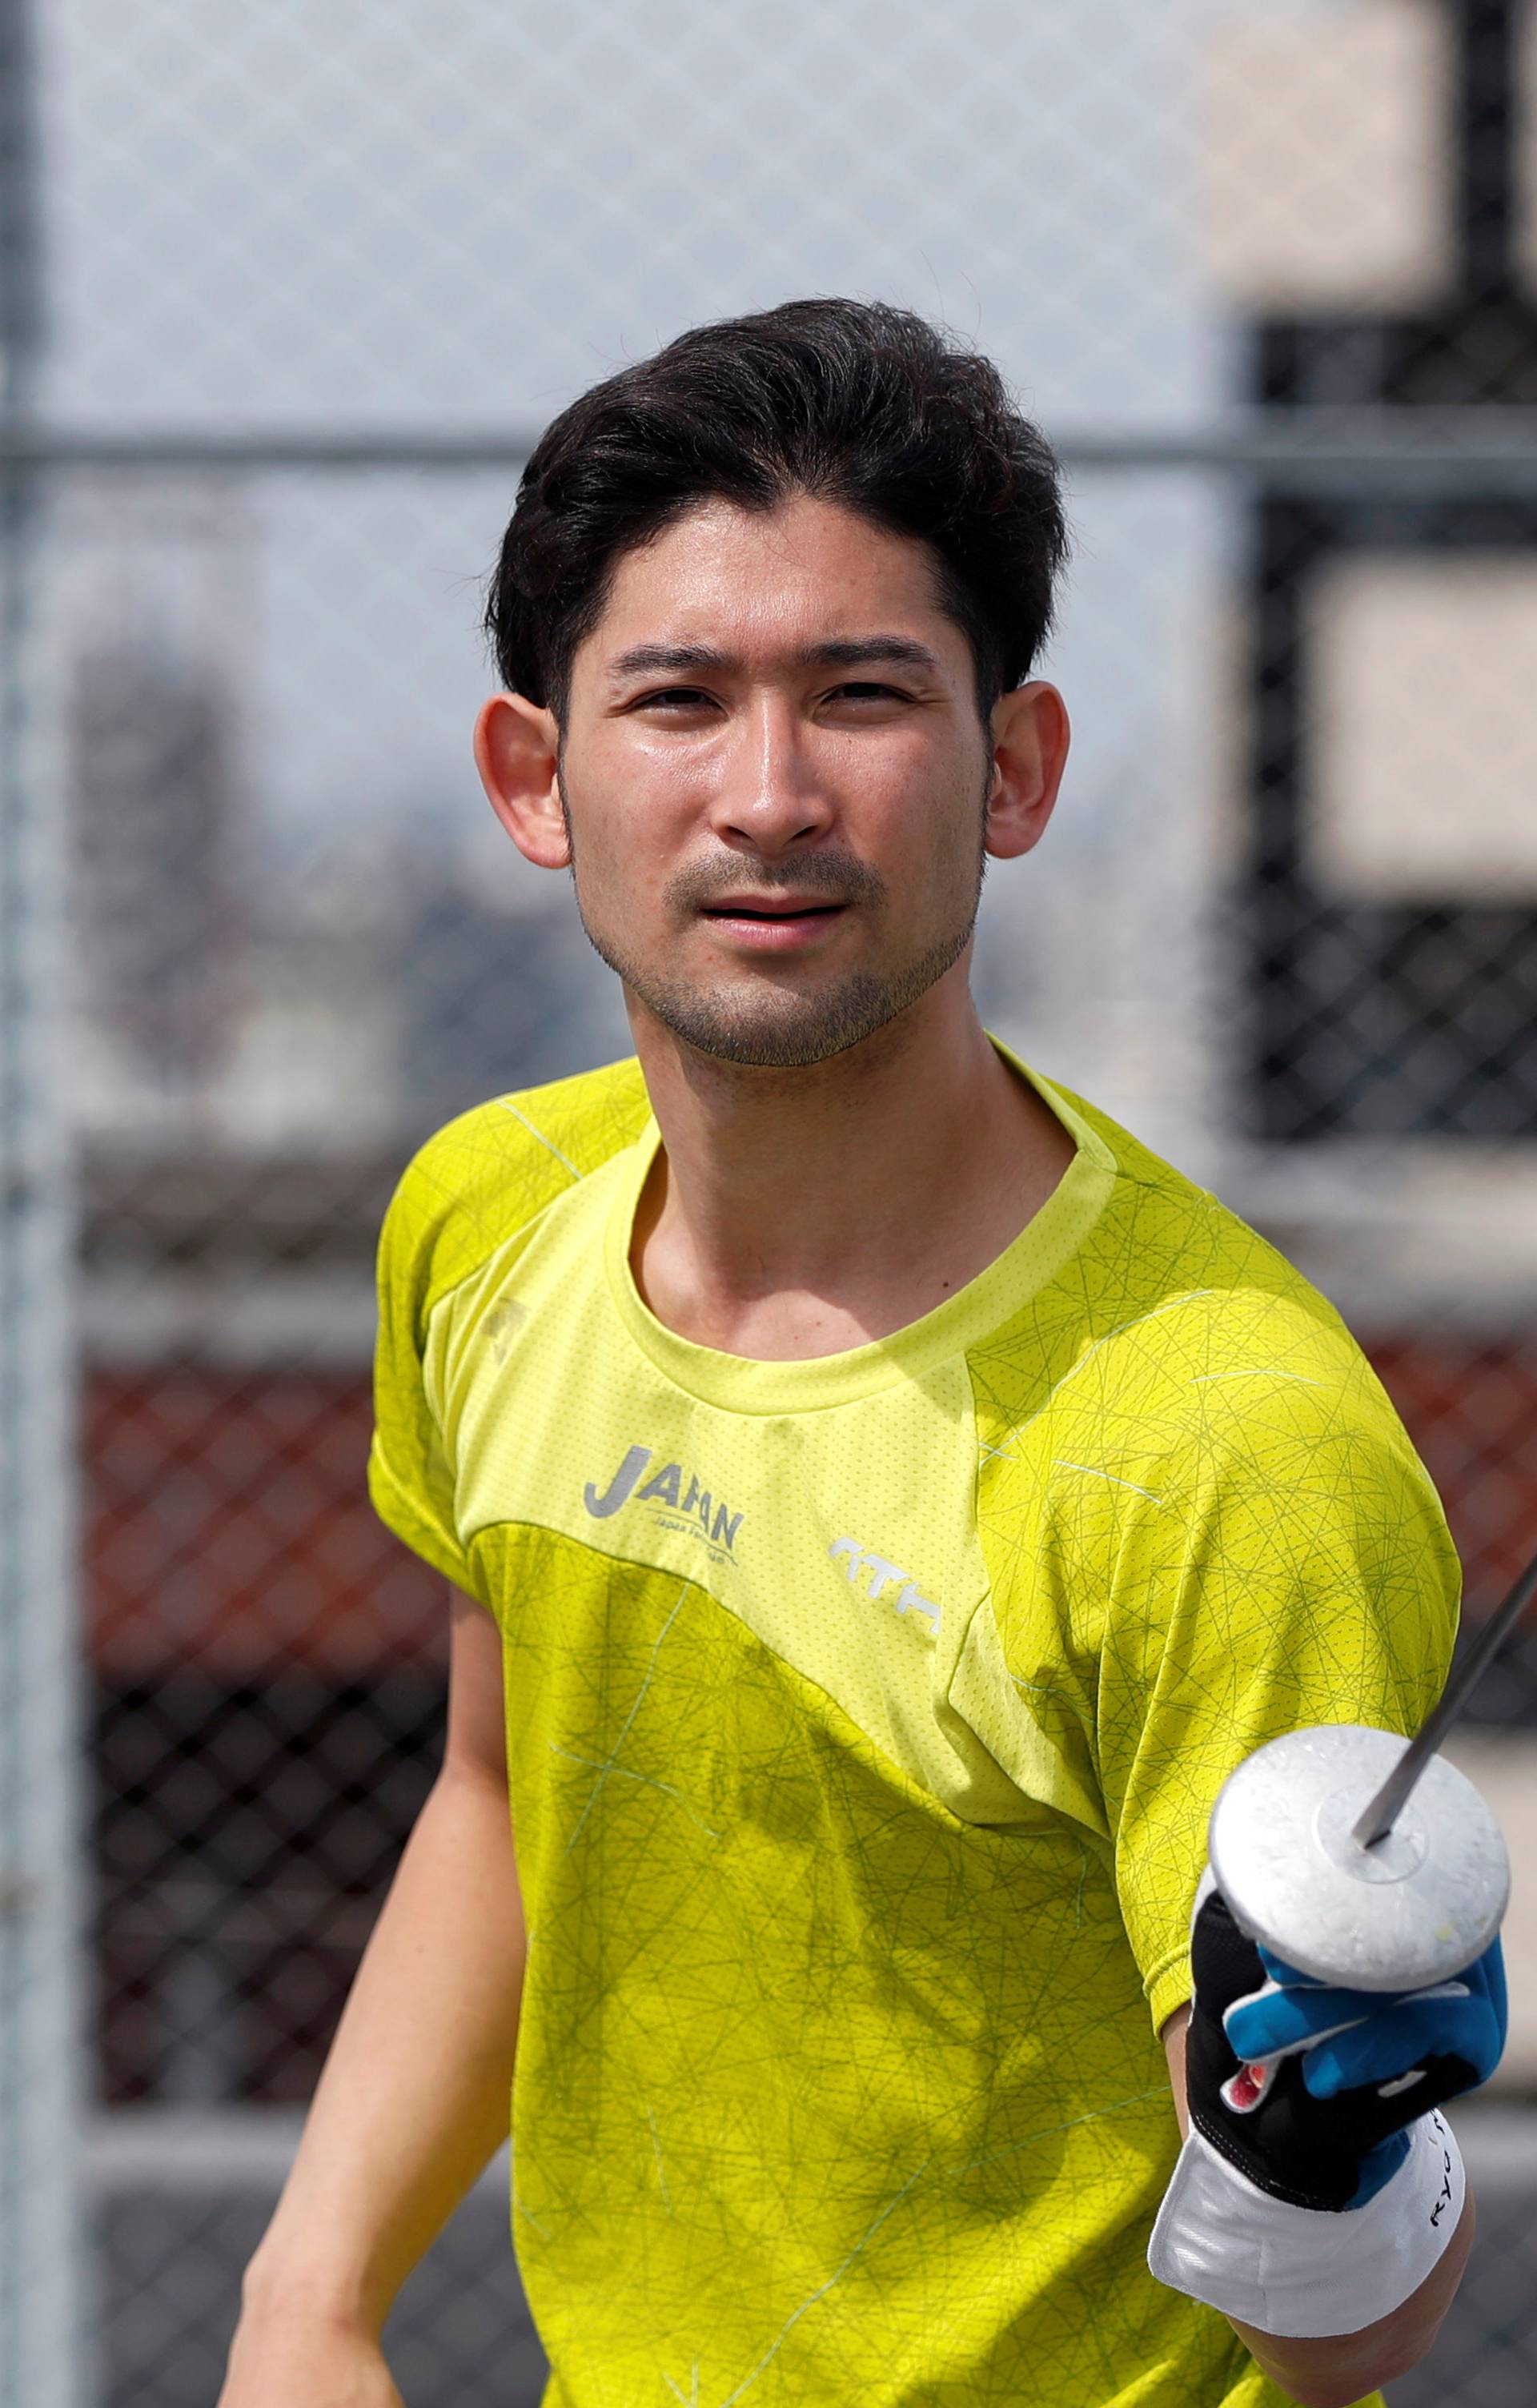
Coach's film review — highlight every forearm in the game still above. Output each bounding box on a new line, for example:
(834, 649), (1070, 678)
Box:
(1230, 2192), (1475, 2408)
(240, 1759), (526, 2338)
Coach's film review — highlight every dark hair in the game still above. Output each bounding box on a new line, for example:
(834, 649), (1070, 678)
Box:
(484, 299), (1069, 725)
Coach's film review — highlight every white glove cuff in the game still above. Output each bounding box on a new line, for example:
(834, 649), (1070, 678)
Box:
(1147, 2109), (1463, 2338)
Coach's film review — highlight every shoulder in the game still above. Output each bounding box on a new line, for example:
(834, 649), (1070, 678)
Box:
(989, 1073), (1427, 1480)
(378, 1055), (652, 1329)
(1045, 1077), (1360, 1356)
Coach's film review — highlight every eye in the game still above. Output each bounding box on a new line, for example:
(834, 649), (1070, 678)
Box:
(825, 681), (913, 706)
(632, 685), (717, 712)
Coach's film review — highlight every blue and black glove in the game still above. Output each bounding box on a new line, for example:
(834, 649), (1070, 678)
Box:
(1186, 1883), (1507, 2214)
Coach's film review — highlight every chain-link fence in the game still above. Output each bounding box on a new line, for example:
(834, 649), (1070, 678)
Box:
(2, 2), (1536, 2402)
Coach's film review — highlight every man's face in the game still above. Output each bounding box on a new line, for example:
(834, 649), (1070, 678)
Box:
(554, 492), (1000, 1070)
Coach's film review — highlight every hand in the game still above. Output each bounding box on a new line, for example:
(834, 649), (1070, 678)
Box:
(1226, 1936), (1505, 2105)
(215, 2308), (407, 2408)
(1186, 1879), (1506, 2212)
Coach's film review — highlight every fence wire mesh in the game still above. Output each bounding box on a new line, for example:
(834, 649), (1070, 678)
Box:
(2, 2), (1535, 2403)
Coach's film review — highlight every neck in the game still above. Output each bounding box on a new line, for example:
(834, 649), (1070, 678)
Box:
(627, 965), (1078, 1359)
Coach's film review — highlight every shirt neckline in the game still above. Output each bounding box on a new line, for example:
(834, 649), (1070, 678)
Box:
(602, 1037), (1118, 1417)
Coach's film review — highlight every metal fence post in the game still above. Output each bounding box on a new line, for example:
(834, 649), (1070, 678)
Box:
(1, 0), (86, 2395)
(0, 485), (86, 2408)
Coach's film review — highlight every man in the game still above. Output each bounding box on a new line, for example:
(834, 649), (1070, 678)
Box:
(220, 299), (1503, 2408)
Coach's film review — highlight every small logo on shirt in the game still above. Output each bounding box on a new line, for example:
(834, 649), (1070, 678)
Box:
(584, 1443), (744, 1559)
(482, 1299), (528, 1363)
(829, 1538), (940, 1636)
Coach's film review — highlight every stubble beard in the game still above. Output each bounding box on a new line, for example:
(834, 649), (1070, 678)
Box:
(559, 774), (990, 1071)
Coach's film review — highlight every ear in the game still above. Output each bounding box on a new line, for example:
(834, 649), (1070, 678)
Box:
(473, 692), (569, 869)
(983, 681), (1069, 861)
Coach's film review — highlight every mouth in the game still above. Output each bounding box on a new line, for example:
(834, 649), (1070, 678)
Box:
(696, 896), (850, 950)
(699, 897), (848, 922)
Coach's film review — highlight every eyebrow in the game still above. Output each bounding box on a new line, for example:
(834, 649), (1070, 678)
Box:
(603, 635), (943, 686)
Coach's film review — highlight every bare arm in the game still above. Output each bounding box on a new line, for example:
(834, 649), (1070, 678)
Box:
(219, 1588), (523, 2403)
(1161, 2005), (1475, 2408)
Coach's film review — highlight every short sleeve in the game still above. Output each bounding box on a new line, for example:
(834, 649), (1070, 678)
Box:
(1098, 1377), (1461, 2034)
(363, 1059), (652, 1607)
(367, 1160), (477, 1596)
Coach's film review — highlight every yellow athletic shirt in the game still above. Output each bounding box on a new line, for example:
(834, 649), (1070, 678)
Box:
(369, 1041), (1457, 2408)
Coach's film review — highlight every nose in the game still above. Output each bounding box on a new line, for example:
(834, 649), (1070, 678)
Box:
(708, 692), (834, 855)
